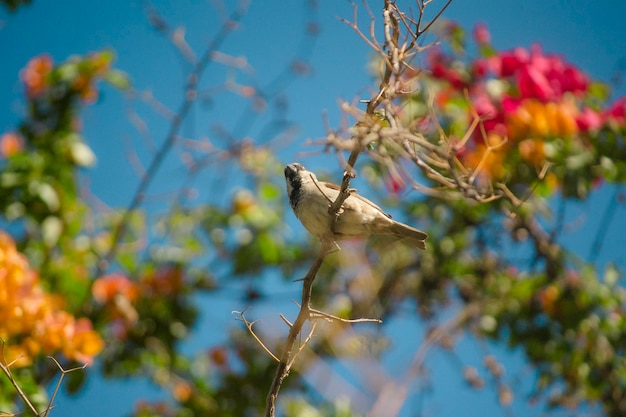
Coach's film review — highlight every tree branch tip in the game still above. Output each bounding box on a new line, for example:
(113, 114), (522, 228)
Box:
(309, 308), (382, 325)
(279, 314), (294, 328)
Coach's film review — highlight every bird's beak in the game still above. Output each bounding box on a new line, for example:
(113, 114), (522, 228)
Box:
(284, 163), (299, 178)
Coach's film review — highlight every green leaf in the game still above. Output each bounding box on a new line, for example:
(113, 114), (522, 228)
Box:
(259, 182), (280, 200)
(105, 69), (132, 90)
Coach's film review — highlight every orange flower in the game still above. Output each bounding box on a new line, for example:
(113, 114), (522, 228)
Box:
(172, 380), (193, 402)
(518, 138), (546, 166)
(208, 346), (229, 370)
(63, 318), (105, 365)
(507, 98), (578, 141)
(462, 135), (508, 181)
(538, 284), (560, 316)
(0, 231), (104, 367)
(92, 273), (139, 304)
(0, 132), (24, 158)
(71, 73), (99, 104)
(20, 54), (53, 98)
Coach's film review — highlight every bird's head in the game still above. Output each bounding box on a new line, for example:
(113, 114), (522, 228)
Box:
(284, 163), (315, 209)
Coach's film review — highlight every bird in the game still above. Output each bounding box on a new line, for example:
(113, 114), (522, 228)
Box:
(284, 162), (427, 250)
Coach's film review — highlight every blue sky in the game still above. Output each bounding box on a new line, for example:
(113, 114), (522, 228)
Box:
(2, 0), (626, 416)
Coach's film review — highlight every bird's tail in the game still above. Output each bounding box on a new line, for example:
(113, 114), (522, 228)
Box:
(389, 221), (428, 250)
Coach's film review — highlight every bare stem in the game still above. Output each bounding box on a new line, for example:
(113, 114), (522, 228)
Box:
(0, 341), (39, 416)
(265, 241), (332, 417)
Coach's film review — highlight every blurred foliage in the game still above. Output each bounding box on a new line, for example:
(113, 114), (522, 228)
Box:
(0, 0), (31, 12)
(1, 16), (626, 417)
(350, 20), (626, 415)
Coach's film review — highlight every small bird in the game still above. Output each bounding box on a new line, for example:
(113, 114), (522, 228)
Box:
(284, 163), (427, 250)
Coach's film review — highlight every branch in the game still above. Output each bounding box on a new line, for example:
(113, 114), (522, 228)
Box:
(0, 342), (87, 417)
(265, 2), (455, 415)
(0, 340), (39, 416)
(234, 309), (280, 363)
(97, 2), (249, 276)
(265, 240), (332, 417)
(44, 357), (88, 417)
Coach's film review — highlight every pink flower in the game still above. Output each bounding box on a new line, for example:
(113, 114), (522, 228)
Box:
(472, 23), (491, 45)
(576, 107), (603, 132)
(525, 46), (589, 99)
(473, 93), (498, 119)
(489, 44), (589, 102)
(518, 64), (554, 102)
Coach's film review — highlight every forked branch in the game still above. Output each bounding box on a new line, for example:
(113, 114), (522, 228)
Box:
(264, 2), (453, 416)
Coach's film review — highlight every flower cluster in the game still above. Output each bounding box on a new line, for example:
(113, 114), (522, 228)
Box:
(92, 265), (186, 340)
(20, 51), (113, 104)
(422, 22), (626, 195)
(0, 231), (104, 367)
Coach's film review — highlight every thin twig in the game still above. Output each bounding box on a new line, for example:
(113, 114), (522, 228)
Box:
(234, 309), (280, 363)
(44, 357), (88, 417)
(309, 308), (382, 324)
(287, 320), (318, 369)
(0, 340), (39, 416)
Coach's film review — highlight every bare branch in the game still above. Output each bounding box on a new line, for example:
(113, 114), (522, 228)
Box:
(44, 357), (88, 417)
(234, 309), (280, 363)
(0, 341), (39, 416)
(309, 308), (382, 324)
(265, 241), (333, 417)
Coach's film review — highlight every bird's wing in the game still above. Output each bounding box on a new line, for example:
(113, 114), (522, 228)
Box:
(320, 181), (393, 219)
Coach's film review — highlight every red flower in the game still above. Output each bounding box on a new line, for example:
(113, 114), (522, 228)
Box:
(427, 48), (467, 88)
(384, 172), (406, 194)
(604, 96), (626, 125)
(496, 47), (529, 77)
(471, 58), (490, 79)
